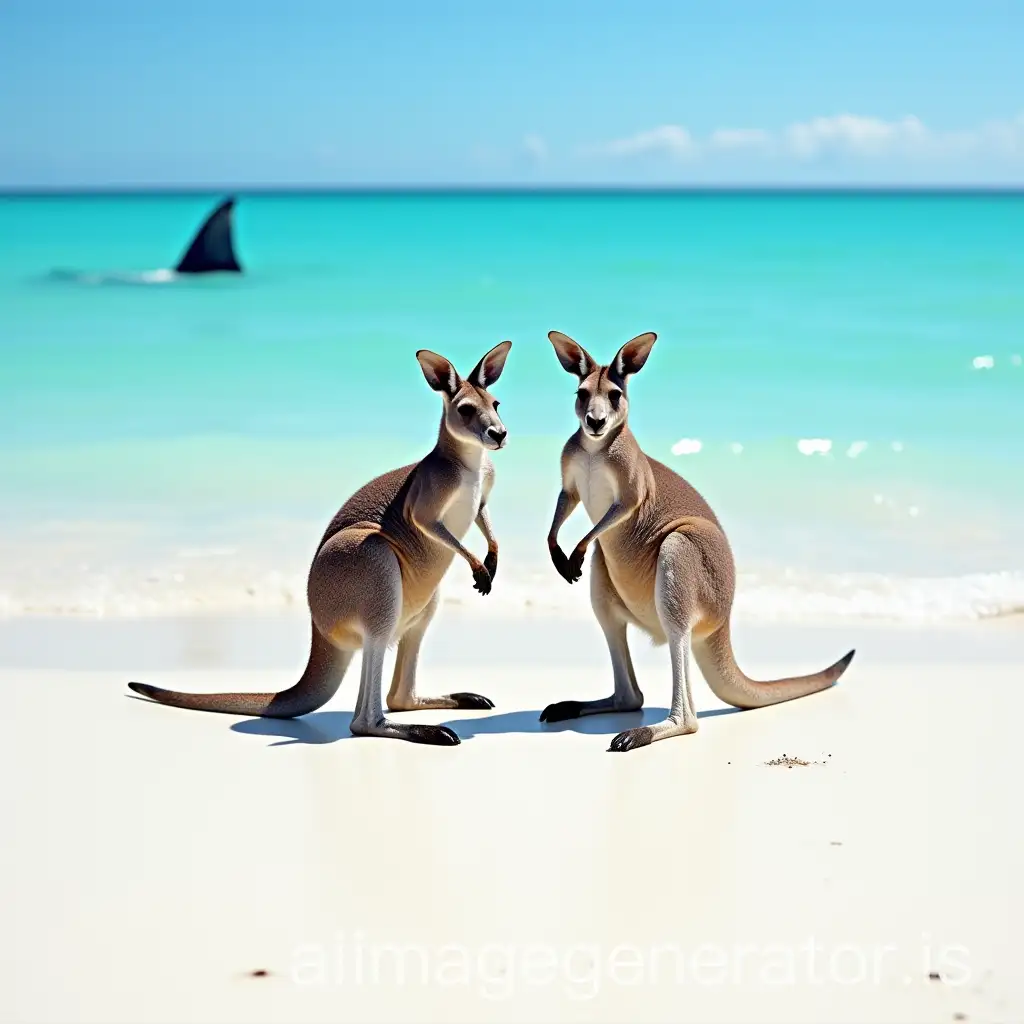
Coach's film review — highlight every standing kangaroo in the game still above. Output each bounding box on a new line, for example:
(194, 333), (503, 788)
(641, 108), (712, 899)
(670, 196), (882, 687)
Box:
(128, 341), (513, 746)
(542, 330), (854, 752)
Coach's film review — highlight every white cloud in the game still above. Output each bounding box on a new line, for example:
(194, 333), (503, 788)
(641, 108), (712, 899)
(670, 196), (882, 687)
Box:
(785, 114), (928, 158)
(708, 127), (772, 150)
(523, 133), (548, 163)
(598, 124), (694, 159)
(584, 111), (1024, 168)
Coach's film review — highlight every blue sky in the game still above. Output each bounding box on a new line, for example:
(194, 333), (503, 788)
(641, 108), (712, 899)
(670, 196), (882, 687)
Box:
(2, 0), (1022, 187)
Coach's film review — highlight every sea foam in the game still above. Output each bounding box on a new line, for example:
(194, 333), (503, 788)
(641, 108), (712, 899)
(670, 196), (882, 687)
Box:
(1, 561), (1021, 625)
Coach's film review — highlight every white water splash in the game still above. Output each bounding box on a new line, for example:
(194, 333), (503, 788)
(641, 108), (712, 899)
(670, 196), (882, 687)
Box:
(797, 438), (832, 456)
(671, 438), (702, 455)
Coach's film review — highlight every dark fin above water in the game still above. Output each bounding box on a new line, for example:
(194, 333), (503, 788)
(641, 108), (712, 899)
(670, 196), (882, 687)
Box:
(174, 197), (242, 274)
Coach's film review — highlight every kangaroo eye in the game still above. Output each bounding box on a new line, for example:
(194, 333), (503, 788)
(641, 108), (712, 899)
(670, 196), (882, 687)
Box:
(457, 404), (476, 420)
(492, 400), (500, 410)
(608, 389), (623, 408)
(576, 389), (588, 401)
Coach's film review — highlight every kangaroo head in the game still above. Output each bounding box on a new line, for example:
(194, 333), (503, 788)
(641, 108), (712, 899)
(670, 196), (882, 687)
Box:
(548, 330), (657, 442)
(416, 341), (512, 451)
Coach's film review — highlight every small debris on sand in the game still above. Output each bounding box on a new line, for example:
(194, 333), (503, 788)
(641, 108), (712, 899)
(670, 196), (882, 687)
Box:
(765, 753), (827, 768)
(249, 969), (270, 978)
(928, 970), (941, 981)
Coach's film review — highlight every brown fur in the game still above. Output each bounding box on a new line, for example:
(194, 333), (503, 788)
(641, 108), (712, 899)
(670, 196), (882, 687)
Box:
(542, 330), (854, 752)
(128, 341), (513, 746)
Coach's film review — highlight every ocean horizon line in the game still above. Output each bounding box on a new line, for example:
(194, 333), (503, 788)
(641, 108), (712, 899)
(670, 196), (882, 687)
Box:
(3, 184), (1024, 198)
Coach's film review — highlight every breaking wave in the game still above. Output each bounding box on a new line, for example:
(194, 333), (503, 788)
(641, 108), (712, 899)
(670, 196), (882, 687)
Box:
(45, 267), (178, 286)
(1, 560), (1021, 625)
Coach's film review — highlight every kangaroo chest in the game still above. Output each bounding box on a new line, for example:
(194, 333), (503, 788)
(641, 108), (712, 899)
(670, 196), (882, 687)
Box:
(570, 455), (619, 525)
(441, 465), (485, 539)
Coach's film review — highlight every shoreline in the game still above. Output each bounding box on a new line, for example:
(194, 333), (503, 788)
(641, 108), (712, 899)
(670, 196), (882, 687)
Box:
(2, 608), (1022, 674)
(2, 561), (1024, 627)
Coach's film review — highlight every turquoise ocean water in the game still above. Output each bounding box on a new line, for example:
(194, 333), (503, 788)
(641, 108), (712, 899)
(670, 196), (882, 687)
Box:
(1, 192), (1022, 623)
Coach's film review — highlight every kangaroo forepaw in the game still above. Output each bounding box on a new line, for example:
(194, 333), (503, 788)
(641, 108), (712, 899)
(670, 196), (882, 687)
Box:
(566, 547), (585, 582)
(448, 692), (495, 710)
(472, 565), (493, 595)
(404, 724), (462, 746)
(608, 726), (654, 753)
(550, 545), (582, 585)
(483, 549), (498, 581)
(539, 700), (585, 723)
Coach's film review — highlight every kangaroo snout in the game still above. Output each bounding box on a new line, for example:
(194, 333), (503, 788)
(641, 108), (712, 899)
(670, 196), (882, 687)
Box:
(486, 426), (508, 448)
(585, 414), (606, 434)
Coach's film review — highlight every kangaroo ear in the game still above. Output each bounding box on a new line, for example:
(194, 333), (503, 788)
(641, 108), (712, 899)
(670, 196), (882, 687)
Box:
(548, 331), (598, 379)
(610, 332), (657, 383)
(468, 340), (512, 389)
(416, 349), (461, 397)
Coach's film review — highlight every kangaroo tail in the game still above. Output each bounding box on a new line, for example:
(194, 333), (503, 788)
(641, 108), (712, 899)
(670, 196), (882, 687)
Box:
(127, 623), (346, 719)
(692, 621), (854, 710)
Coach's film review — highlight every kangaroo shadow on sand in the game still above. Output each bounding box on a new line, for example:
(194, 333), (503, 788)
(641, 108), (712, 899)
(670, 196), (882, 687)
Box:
(125, 691), (354, 748)
(230, 705), (744, 747)
(231, 712), (356, 747)
(443, 704), (743, 741)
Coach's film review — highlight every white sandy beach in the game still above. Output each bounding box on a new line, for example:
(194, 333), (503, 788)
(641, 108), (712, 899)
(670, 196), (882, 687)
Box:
(1, 612), (1022, 1024)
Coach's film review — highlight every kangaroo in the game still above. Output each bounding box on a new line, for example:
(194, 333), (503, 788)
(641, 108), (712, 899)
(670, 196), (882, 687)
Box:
(127, 341), (513, 746)
(542, 330), (854, 752)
